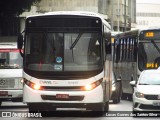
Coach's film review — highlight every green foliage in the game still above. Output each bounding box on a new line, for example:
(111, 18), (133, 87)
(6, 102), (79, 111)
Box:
(0, 0), (41, 17)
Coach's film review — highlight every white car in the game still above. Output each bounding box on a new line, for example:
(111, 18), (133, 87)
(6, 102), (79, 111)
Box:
(130, 69), (160, 111)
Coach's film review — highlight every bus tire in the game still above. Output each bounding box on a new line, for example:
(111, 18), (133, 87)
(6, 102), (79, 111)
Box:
(0, 101), (2, 107)
(87, 103), (103, 112)
(91, 102), (109, 115)
(28, 103), (56, 113)
(121, 93), (127, 100)
(104, 101), (109, 112)
(28, 103), (39, 113)
(113, 98), (120, 104)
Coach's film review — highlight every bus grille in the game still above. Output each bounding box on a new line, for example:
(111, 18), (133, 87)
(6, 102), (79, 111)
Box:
(42, 86), (83, 91)
(41, 95), (84, 101)
(0, 78), (15, 89)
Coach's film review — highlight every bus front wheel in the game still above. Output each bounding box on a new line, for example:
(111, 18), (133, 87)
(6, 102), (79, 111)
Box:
(0, 101), (2, 107)
(28, 103), (56, 113)
(28, 103), (39, 113)
(87, 102), (109, 114)
(104, 101), (109, 112)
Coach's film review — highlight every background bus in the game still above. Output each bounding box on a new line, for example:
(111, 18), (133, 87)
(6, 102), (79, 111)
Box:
(113, 28), (160, 100)
(0, 37), (23, 106)
(110, 32), (122, 104)
(18, 11), (112, 113)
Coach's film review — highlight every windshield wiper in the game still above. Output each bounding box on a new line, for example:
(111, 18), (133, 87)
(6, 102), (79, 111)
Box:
(70, 33), (83, 49)
(151, 40), (160, 54)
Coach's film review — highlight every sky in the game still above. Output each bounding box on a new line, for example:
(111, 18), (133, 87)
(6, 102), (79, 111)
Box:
(137, 0), (160, 4)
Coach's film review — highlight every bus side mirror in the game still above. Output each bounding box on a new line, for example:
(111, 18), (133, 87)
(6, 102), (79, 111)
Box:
(18, 34), (23, 49)
(105, 41), (111, 54)
(115, 44), (120, 63)
(105, 33), (111, 54)
(130, 81), (136, 87)
(17, 34), (24, 57)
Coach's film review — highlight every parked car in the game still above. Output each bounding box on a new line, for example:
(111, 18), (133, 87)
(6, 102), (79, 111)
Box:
(110, 73), (122, 104)
(130, 69), (160, 111)
(0, 41), (23, 106)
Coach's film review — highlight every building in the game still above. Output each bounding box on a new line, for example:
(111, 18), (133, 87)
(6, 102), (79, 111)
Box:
(20, 0), (136, 32)
(107, 0), (136, 31)
(136, 1), (160, 29)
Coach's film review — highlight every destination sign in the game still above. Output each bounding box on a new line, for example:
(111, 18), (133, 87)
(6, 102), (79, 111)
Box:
(140, 30), (160, 40)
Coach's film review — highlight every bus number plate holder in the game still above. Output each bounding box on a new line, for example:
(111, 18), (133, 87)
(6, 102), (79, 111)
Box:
(0, 91), (8, 96)
(56, 94), (69, 99)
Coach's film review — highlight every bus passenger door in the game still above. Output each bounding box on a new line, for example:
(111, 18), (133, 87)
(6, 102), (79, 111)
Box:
(104, 31), (112, 101)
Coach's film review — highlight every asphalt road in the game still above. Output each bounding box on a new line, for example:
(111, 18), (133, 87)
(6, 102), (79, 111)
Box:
(0, 100), (159, 120)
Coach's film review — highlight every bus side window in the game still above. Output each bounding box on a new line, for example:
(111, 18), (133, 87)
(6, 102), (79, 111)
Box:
(126, 38), (130, 61)
(133, 38), (137, 62)
(124, 38), (127, 61)
(115, 39), (120, 63)
(130, 38), (137, 62)
(120, 39), (123, 61)
(129, 38), (133, 62)
(127, 38), (131, 61)
(105, 33), (111, 55)
(130, 38), (134, 61)
(122, 39), (124, 61)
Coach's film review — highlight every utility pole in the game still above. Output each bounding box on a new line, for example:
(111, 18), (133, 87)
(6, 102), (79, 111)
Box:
(117, 0), (120, 32)
(124, 0), (127, 31)
(111, 0), (114, 31)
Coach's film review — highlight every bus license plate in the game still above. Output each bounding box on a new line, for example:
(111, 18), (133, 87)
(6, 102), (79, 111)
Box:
(56, 94), (69, 99)
(153, 102), (160, 106)
(0, 91), (8, 96)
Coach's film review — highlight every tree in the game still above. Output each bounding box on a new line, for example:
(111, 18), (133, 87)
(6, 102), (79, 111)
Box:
(0, 0), (41, 36)
(0, 0), (41, 17)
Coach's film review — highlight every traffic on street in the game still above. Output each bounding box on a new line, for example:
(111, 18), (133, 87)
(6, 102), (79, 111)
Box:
(1, 0), (160, 119)
(0, 100), (159, 119)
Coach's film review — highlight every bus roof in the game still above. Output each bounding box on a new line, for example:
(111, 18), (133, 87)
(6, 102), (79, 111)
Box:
(115, 29), (139, 39)
(26, 11), (111, 29)
(28, 11), (103, 18)
(114, 27), (160, 40)
(111, 31), (123, 37)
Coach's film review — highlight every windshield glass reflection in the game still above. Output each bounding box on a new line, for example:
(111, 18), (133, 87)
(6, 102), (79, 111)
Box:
(25, 32), (102, 72)
(0, 50), (23, 69)
(139, 72), (160, 85)
(138, 42), (160, 70)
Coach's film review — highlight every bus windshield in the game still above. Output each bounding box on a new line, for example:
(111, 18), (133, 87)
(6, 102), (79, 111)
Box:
(24, 32), (102, 72)
(0, 49), (23, 69)
(138, 42), (160, 70)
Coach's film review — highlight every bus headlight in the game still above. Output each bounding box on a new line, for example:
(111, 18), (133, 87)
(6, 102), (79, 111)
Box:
(24, 79), (43, 90)
(20, 79), (24, 84)
(84, 84), (93, 91)
(33, 84), (41, 90)
(112, 84), (116, 91)
(82, 79), (103, 91)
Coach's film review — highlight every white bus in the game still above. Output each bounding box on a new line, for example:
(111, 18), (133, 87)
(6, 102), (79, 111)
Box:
(0, 38), (23, 106)
(18, 11), (112, 113)
(113, 28), (160, 100)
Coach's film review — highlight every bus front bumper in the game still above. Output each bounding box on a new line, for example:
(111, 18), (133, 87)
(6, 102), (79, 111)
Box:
(0, 90), (23, 102)
(23, 84), (104, 104)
